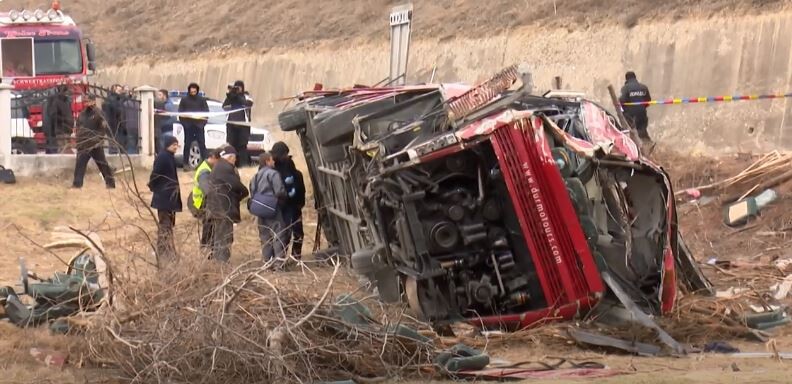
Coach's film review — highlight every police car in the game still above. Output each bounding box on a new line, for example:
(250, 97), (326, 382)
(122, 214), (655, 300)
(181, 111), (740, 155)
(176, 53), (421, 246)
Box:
(166, 91), (275, 168)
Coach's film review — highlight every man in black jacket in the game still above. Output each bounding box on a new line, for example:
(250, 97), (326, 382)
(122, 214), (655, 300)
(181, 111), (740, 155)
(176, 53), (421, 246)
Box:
(205, 146), (249, 262)
(270, 142), (306, 260)
(619, 71), (653, 142)
(43, 84), (73, 154)
(222, 80), (253, 167)
(148, 135), (182, 262)
(72, 94), (115, 189)
(178, 83), (210, 169)
(103, 84), (126, 154)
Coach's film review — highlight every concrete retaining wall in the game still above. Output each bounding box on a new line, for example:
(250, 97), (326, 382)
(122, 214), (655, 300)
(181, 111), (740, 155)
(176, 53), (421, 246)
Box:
(1, 154), (149, 178)
(99, 12), (792, 156)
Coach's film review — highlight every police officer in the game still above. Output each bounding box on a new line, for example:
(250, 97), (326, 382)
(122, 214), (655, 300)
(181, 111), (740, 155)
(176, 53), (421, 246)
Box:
(619, 71), (653, 142)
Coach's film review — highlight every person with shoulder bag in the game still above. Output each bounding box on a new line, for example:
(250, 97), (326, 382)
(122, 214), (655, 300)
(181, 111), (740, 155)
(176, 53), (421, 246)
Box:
(248, 152), (286, 263)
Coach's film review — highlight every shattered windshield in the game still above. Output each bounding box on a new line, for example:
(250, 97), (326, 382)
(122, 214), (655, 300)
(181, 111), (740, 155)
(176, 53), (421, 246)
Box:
(34, 39), (82, 75)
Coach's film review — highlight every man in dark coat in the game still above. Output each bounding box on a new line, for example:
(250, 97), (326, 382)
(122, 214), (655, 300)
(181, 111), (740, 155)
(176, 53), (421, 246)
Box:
(222, 80), (253, 167)
(178, 83), (210, 169)
(121, 86), (139, 154)
(148, 135), (182, 262)
(43, 84), (74, 154)
(103, 84), (126, 154)
(72, 94), (115, 189)
(154, 89), (177, 152)
(270, 142), (306, 260)
(619, 71), (653, 142)
(205, 146), (249, 262)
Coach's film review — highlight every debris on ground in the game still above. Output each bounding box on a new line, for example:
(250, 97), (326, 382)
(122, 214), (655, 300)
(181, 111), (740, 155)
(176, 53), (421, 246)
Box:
(675, 151), (792, 201)
(81, 262), (436, 383)
(723, 189), (778, 227)
(0, 229), (109, 330)
(29, 347), (68, 369)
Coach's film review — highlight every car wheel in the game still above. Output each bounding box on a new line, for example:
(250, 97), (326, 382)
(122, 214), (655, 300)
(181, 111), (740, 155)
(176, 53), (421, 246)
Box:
(278, 106), (307, 132)
(188, 141), (201, 169)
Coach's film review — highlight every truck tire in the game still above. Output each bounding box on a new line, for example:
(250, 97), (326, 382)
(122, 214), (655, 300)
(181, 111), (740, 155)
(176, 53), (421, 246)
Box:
(278, 106), (307, 132)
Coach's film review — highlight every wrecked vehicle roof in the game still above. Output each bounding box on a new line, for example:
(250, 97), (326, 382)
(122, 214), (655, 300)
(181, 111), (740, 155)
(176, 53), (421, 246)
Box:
(280, 65), (711, 331)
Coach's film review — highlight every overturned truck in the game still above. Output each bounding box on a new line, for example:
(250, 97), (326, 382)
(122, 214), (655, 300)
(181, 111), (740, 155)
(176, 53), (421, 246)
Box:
(280, 66), (711, 329)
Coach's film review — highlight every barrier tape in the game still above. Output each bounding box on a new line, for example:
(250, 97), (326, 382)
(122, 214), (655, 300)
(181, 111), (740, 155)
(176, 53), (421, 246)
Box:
(622, 92), (792, 106)
(154, 107), (265, 128)
(154, 107), (248, 119)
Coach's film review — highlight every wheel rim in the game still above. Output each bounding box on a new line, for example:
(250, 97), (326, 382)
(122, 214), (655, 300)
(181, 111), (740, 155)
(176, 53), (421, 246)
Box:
(189, 143), (200, 168)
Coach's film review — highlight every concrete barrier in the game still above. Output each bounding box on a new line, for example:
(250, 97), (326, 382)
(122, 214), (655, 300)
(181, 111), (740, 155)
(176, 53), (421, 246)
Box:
(0, 153), (149, 178)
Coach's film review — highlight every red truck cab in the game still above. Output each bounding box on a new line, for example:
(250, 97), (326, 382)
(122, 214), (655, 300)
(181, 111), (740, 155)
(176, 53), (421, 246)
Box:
(0, 1), (96, 150)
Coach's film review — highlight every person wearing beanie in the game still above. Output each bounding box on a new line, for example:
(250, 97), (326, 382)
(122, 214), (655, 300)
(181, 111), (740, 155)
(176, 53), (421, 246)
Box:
(177, 82), (209, 169)
(222, 80), (254, 167)
(148, 135), (182, 262)
(619, 71), (653, 142)
(270, 141), (306, 260)
(204, 145), (249, 262)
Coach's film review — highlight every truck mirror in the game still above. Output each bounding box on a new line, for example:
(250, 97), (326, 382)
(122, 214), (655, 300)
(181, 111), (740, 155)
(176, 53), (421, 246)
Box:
(86, 41), (97, 71)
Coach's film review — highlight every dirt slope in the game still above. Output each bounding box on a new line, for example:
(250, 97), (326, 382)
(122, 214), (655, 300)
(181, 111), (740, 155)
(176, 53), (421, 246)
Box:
(3, 0), (789, 65)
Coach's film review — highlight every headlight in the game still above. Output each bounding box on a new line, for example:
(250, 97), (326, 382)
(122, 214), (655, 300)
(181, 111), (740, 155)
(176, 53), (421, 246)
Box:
(47, 9), (59, 20)
(34, 9), (45, 20)
(9, 10), (20, 21)
(21, 10), (33, 20)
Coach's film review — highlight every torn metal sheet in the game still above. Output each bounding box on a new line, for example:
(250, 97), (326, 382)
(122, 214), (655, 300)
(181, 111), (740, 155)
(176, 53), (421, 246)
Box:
(601, 271), (685, 355)
(568, 328), (662, 356)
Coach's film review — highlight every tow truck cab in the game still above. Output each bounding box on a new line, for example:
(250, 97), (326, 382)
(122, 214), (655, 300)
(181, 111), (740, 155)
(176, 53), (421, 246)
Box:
(0, 1), (96, 149)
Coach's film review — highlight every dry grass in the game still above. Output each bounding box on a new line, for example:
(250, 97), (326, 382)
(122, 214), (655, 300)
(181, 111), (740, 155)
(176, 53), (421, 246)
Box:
(3, 144), (792, 383)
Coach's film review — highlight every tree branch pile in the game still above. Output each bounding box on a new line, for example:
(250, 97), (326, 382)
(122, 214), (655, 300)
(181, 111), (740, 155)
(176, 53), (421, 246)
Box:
(82, 260), (435, 383)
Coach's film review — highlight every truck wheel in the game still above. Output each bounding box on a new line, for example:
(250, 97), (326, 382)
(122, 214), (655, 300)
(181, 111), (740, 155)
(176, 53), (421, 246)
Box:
(278, 106), (307, 132)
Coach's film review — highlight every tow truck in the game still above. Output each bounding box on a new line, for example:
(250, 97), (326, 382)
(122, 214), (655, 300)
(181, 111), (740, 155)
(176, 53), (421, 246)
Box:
(0, 0), (97, 153)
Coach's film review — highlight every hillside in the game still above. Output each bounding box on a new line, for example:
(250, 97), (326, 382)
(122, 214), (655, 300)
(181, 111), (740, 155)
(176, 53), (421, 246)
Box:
(4, 0), (789, 65)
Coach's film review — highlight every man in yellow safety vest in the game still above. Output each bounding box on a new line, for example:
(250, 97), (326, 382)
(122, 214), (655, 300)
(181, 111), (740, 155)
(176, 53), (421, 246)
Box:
(188, 147), (222, 253)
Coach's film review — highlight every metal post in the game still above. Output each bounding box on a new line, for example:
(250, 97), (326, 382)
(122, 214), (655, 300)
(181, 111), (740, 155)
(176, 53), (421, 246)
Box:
(0, 82), (13, 169)
(134, 85), (157, 158)
(607, 84), (643, 154)
(389, 3), (413, 86)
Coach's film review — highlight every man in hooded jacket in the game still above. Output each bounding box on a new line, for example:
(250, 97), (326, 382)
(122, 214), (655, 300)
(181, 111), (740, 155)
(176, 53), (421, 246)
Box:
(205, 146), (249, 262)
(43, 84), (74, 154)
(178, 82), (210, 169)
(270, 142), (306, 260)
(222, 80), (254, 167)
(148, 135), (182, 261)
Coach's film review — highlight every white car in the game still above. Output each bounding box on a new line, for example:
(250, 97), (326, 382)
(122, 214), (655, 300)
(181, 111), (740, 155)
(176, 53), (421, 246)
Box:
(169, 98), (275, 168)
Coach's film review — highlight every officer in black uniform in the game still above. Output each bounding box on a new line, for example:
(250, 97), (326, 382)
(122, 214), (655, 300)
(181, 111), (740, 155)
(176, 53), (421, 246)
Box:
(619, 71), (653, 142)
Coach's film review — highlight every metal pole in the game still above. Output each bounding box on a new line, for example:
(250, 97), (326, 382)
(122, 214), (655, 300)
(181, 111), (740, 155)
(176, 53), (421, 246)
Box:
(607, 84), (643, 153)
